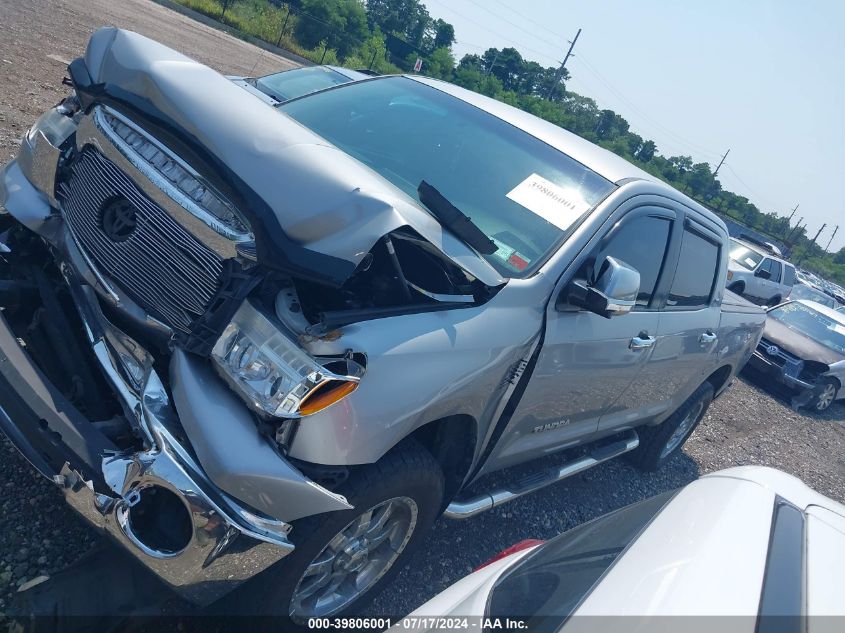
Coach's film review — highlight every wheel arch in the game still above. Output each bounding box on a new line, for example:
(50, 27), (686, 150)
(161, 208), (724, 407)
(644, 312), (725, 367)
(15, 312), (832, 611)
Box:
(408, 414), (478, 509)
(705, 364), (734, 396)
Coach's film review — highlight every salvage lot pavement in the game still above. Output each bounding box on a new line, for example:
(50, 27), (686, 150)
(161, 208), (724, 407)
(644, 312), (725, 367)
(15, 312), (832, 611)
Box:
(1, 0), (844, 618)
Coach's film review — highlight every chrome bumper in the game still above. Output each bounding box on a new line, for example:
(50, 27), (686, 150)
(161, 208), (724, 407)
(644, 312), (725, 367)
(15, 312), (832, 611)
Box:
(0, 274), (294, 605)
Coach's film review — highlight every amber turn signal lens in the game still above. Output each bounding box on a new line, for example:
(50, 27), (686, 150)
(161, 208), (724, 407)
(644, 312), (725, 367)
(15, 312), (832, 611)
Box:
(298, 380), (358, 416)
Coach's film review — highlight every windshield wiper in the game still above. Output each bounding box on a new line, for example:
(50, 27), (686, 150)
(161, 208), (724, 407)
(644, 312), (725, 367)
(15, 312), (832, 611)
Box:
(417, 181), (497, 255)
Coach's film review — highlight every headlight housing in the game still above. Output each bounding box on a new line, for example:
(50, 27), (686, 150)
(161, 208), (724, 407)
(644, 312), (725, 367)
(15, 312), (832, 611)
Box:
(212, 301), (363, 418)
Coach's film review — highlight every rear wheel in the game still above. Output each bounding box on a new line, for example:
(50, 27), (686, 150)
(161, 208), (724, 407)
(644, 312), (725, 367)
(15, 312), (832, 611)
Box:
(629, 382), (714, 472)
(244, 440), (444, 625)
(766, 295), (782, 307)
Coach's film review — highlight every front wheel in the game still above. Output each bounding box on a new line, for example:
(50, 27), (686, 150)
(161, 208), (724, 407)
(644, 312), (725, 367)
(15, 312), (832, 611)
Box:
(629, 382), (714, 472)
(727, 281), (745, 296)
(812, 379), (839, 412)
(248, 440), (444, 624)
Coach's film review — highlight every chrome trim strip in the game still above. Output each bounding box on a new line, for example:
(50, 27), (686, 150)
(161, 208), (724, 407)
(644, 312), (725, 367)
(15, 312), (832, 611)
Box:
(93, 106), (252, 243)
(445, 431), (639, 519)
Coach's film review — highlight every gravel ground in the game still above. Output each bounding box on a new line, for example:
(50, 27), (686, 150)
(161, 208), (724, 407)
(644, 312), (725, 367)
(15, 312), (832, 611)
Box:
(1, 0), (844, 619)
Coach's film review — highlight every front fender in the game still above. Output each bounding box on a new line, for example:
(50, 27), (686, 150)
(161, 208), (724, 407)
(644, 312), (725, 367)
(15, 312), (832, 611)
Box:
(287, 282), (546, 466)
(170, 350), (353, 521)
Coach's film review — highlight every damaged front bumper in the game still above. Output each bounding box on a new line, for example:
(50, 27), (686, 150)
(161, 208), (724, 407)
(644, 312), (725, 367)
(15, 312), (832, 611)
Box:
(0, 278), (294, 605)
(746, 350), (824, 409)
(0, 137), (347, 605)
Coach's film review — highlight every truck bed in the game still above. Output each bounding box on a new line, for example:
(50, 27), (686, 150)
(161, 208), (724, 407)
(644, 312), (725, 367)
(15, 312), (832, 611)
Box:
(722, 289), (765, 315)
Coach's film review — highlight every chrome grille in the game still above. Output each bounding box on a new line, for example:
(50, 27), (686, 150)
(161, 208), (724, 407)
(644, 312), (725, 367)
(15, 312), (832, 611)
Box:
(757, 338), (801, 367)
(58, 148), (224, 333)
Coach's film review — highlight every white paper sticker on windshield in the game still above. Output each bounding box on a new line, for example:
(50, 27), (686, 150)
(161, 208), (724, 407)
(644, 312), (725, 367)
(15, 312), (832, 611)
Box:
(745, 257), (757, 268)
(506, 173), (591, 230)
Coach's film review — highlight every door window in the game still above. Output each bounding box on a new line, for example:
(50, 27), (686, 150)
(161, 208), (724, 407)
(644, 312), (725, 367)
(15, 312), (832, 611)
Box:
(667, 228), (720, 308)
(594, 214), (672, 307)
(758, 258), (782, 283)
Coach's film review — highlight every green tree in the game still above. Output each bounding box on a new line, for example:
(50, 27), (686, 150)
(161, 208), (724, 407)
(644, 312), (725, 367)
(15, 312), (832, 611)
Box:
(636, 140), (656, 162)
(425, 47), (455, 80)
(294, 0), (368, 58)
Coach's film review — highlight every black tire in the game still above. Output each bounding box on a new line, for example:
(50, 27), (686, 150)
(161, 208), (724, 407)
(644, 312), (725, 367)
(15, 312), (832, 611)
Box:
(629, 382), (714, 472)
(767, 295), (782, 307)
(240, 439), (444, 625)
(728, 281), (745, 295)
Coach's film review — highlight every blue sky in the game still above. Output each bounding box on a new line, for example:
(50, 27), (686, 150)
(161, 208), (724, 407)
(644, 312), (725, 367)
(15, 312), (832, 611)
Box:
(423, 0), (845, 251)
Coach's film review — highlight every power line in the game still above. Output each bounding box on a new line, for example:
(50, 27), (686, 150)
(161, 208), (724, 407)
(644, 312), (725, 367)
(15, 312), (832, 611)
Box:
(572, 53), (723, 160)
(425, 0), (560, 66)
(565, 72), (706, 159)
(463, 0), (567, 53)
(721, 164), (783, 209)
(825, 225), (839, 252)
(486, 0), (572, 43)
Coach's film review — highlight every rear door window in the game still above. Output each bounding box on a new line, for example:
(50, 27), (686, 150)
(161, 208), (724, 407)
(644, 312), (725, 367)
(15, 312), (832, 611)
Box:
(667, 227), (720, 309)
(783, 264), (796, 287)
(769, 260), (782, 283)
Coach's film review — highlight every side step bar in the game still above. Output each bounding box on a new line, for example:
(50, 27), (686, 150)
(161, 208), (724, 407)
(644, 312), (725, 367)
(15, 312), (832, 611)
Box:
(444, 430), (639, 519)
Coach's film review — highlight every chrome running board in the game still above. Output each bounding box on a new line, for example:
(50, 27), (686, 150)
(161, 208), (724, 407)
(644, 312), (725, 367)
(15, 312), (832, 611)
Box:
(444, 430), (639, 519)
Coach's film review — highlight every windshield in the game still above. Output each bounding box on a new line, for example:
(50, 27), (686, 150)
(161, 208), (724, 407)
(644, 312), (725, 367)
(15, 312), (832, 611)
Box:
(255, 66), (352, 102)
(769, 302), (845, 353)
(280, 77), (616, 277)
(485, 491), (673, 631)
(788, 284), (836, 309)
(729, 239), (765, 270)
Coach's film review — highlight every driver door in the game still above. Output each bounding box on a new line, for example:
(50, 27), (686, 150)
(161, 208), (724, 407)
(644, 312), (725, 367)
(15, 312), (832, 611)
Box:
(480, 207), (676, 472)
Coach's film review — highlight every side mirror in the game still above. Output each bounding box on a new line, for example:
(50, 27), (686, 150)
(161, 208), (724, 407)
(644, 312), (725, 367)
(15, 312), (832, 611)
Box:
(564, 256), (640, 318)
(755, 268), (771, 280)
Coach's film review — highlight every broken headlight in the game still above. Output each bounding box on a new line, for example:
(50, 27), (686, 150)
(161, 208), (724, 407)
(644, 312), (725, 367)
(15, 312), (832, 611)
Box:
(211, 301), (363, 418)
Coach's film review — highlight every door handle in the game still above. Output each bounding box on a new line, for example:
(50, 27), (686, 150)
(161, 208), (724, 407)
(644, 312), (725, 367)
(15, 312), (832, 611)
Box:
(699, 331), (718, 345)
(629, 334), (656, 350)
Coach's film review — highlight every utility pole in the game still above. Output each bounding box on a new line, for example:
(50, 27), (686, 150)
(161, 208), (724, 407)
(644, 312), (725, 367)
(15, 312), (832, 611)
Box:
(712, 148), (730, 178)
(810, 223), (827, 247)
(825, 225), (839, 252)
(784, 217), (804, 244)
(787, 204), (799, 223)
(485, 49), (500, 76)
(545, 28), (581, 99)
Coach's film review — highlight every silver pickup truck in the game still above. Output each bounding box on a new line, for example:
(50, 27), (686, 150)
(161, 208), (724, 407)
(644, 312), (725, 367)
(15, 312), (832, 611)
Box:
(0, 29), (764, 621)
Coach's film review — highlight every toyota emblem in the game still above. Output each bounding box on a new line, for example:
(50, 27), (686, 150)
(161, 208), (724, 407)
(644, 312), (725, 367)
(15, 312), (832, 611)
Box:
(765, 344), (780, 357)
(100, 196), (138, 242)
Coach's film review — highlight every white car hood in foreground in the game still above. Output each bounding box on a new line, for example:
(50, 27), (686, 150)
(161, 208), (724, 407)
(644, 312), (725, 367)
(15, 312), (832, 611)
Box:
(401, 466), (845, 630)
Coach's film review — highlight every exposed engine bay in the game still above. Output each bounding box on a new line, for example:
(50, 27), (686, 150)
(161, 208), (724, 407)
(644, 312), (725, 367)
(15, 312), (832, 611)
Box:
(276, 228), (496, 334)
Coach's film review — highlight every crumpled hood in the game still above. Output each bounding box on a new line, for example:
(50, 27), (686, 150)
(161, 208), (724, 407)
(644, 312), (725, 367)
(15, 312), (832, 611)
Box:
(762, 316), (845, 366)
(80, 28), (503, 287)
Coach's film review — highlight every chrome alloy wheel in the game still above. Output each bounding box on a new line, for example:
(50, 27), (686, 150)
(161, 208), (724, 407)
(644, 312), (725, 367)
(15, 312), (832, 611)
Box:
(289, 497), (418, 620)
(815, 383), (837, 411)
(660, 399), (705, 459)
